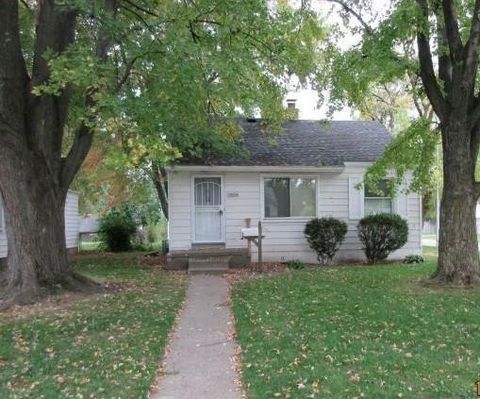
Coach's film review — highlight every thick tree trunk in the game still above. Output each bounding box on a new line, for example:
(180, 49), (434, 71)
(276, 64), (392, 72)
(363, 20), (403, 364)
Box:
(0, 1), (114, 305)
(0, 150), (98, 305)
(433, 123), (480, 284)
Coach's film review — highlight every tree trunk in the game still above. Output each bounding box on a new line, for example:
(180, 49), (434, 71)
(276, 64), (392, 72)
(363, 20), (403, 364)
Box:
(151, 165), (169, 220)
(433, 122), (480, 284)
(0, 146), (98, 305)
(421, 189), (432, 228)
(0, 1), (114, 305)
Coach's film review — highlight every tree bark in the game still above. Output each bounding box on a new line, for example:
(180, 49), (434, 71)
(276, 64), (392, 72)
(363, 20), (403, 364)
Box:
(434, 122), (480, 284)
(151, 164), (169, 220)
(0, 145), (98, 305)
(0, 1), (113, 305)
(421, 190), (432, 228)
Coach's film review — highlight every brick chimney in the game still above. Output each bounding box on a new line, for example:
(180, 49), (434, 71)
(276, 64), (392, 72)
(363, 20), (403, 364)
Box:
(286, 98), (299, 119)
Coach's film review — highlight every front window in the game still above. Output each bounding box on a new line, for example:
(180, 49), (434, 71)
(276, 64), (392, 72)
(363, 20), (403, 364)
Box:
(264, 177), (316, 218)
(364, 180), (393, 215)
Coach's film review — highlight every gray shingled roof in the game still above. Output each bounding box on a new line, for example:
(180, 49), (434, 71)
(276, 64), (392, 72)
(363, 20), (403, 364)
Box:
(180, 119), (392, 167)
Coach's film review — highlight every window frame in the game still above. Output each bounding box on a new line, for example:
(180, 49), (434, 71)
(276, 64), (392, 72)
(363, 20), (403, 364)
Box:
(364, 179), (394, 216)
(261, 175), (318, 220)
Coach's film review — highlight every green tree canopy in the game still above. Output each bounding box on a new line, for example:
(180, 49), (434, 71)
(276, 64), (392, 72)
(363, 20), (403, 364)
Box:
(74, 0), (325, 218)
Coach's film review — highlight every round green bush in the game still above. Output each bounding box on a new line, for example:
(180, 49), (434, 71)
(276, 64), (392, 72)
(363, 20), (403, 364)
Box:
(98, 207), (137, 252)
(403, 254), (424, 264)
(357, 213), (408, 264)
(304, 217), (348, 265)
(286, 259), (306, 270)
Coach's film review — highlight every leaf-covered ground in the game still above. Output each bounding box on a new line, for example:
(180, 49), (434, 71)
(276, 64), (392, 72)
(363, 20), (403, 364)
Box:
(0, 253), (187, 398)
(233, 253), (480, 398)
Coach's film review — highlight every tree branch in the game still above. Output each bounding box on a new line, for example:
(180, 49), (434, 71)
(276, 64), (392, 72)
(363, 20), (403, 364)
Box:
(60, 124), (93, 191)
(470, 96), (480, 127)
(0, 0), (28, 85)
(115, 49), (165, 90)
(463, 0), (480, 88)
(19, 0), (33, 13)
(149, 163), (169, 219)
(327, 0), (374, 35)
(441, 0), (463, 61)
(475, 181), (480, 199)
(122, 0), (158, 17)
(0, 1), (29, 144)
(415, 0), (447, 120)
(120, 4), (161, 40)
(59, 0), (118, 191)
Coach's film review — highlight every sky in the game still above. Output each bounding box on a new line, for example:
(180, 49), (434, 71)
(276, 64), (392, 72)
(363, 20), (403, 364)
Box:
(284, 0), (389, 121)
(285, 89), (355, 120)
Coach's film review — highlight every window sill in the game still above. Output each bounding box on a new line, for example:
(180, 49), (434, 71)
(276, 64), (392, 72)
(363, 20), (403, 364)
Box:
(262, 217), (314, 223)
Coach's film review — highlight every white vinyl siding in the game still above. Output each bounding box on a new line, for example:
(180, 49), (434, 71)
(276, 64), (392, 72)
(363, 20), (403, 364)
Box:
(167, 164), (422, 262)
(168, 171), (193, 250)
(65, 192), (80, 249)
(348, 176), (363, 220)
(0, 191), (80, 259)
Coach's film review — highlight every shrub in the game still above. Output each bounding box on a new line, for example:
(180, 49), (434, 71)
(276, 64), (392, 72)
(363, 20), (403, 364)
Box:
(98, 207), (137, 252)
(287, 259), (305, 270)
(403, 254), (425, 264)
(358, 213), (408, 264)
(304, 217), (348, 265)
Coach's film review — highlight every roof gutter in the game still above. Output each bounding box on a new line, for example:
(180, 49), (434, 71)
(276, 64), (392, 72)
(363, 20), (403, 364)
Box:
(166, 165), (345, 173)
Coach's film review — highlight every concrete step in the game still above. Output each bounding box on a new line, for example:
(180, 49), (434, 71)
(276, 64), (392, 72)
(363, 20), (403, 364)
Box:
(188, 255), (231, 274)
(167, 247), (250, 271)
(188, 268), (230, 275)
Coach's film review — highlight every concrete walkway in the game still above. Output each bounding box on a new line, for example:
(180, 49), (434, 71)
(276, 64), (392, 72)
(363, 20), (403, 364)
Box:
(151, 275), (243, 399)
(423, 238), (437, 247)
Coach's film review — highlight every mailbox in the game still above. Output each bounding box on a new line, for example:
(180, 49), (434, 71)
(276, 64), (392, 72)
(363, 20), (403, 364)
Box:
(241, 227), (259, 239)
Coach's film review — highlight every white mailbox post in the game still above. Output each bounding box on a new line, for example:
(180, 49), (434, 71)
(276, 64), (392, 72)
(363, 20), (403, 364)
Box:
(241, 219), (264, 265)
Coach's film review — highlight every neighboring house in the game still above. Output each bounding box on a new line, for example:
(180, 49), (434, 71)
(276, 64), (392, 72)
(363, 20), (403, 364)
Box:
(166, 119), (422, 270)
(0, 191), (80, 264)
(79, 216), (100, 235)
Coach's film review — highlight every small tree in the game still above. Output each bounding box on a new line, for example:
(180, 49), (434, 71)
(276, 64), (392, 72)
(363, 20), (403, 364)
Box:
(304, 218), (348, 265)
(358, 213), (408, 264)
(98, 207), (137, 252)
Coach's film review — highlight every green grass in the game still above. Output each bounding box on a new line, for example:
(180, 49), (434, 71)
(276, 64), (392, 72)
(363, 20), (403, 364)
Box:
(78, 241), (163, 253)
(78, 240), (102, 252)
(0, 253), (187, 398)
(423, 245), (438, 259)
(233, 257), (480, 398)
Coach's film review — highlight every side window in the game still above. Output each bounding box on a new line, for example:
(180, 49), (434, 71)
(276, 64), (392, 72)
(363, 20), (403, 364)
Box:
(364, 180), (393, 216)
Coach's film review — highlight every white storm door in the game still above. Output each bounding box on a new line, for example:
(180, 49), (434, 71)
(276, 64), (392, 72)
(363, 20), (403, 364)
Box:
(193, 177), (224, 242)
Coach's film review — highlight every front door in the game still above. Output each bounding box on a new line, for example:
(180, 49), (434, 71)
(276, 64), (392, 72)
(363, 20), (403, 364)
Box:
(193, 177), (224, 243)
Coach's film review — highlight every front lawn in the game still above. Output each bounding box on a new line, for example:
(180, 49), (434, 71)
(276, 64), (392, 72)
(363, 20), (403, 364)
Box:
(0, 253), (187, 398)
(233, 259), (480, 398)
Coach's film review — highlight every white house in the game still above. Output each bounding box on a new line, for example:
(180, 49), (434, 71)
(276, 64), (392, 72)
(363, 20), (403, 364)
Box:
(0, 191), (81, 265)
(166, 119), (422, 271)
